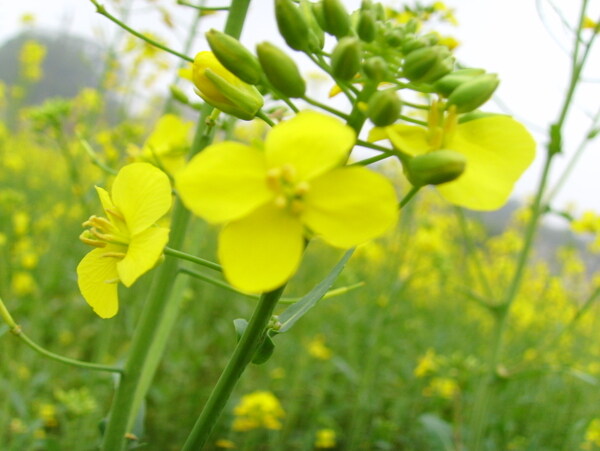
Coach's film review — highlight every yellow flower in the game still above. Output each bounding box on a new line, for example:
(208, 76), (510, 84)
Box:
(315, 429), (337, 448)
(370, 115), (536, 211)
(176, 111), (398, 293)
(77, 163), (171, 318)
(134, 114), (193, 174)
(232, 391), (285, 431)
(307, 334), (333, 360)
(192, 51), (263, 120)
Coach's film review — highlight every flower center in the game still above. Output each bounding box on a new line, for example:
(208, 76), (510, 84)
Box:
(79, 213), (130, 252)
(266, 164), (310, 214)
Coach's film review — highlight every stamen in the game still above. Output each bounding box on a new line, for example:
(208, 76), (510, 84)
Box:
(290, 200), (304, 214)
(79, 231), (107, 248)
(295, 181), (310, 196)
(274, 195), (287, 208)
(104, 278), (120, 284)
(102, 252), (127, 259)
(280, 164), (296, 183)
(106, 208), (125, 221)
(266, 168), (282, 191)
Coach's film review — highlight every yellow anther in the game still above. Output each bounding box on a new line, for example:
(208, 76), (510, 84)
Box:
(294, 181), (310, 196)
(79, 231), (106, 248)
(104, 278), (120, 284)
(266, 168), (282, 191)
(280, 164), (296, 183)
(102, 252), (127, 259)
(274, 195), (287, 208)
(106, 208), (125, 221)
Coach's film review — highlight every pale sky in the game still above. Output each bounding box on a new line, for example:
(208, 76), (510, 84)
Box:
(1, 0), (599, 215)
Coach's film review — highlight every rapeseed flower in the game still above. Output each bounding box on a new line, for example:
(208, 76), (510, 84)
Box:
(370, 114), (535, 210)
(232, 391), (285, 431)
(77, 163), (171, 318)
(176, 111), (398, 293)
(315, 429), (337, 448)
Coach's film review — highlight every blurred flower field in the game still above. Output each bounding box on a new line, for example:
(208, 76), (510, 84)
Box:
(1, 1), (600, 450)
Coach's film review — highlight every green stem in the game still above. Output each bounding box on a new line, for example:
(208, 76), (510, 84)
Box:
(399, 186), (420, 209)
(256, 110), (276, 127)
(398, 114), (427, 126)
(101, 105), (216, 451)
(177, 1), (229, 11)
(181, 286), (286, 450)
(351, 153), (394, 166)
(164, 247), (222, 272)
(302, 95), (349, 119)
(0, 296), (122, 374)
(89, 0), (194, 62)
(355, 139), (392, 153)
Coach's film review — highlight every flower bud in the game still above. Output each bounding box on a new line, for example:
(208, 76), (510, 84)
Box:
(402, 35), (427, 54)
(406, 150), (466, 186)
(433, 68), (486, 97)
(192, 51), (264, 120)
(310, 1), (327, 30)
(256, 42), (306, 98)
(363, 56), (389, 81)
(447, 74), (500, 113)
(205, 29), (262, 85)
(402, 46), (454, 83)
(367, 89), (402, 126)
(169, 84), (189, 104)
(331, 37), (361, 81)
(357, 10), (377, 42)
(322, 0), (351, 38)
(385, 29), (404, 47)
(300, 0), (325, 51)
(275, 0), (310, 51)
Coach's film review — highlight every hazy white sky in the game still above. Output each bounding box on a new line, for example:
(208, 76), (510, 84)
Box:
(1, 0), (599, 215)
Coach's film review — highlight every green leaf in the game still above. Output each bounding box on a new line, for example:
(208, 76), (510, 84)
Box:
(233, 318), (248, 340)
(252, 333), (275, 365)
(419, 413), (454, 451)
(278, 249), (354, 333)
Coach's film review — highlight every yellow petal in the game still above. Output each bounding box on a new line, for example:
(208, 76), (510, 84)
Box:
(382, 124), (430, 156)
(95, 186), (115, 213)
(77, 246), (121, 319)
(302, 167), (398, 248)
(117, 226), (170, 287)
(438, 116), (536, 210)
(176, 142), (272, 223)
(264, 111), (355, 181)
(111, 163), (172, 235)
(218, 203), (304, 293)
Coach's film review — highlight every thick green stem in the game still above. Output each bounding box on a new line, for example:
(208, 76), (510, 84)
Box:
(181, 286), (286, 451)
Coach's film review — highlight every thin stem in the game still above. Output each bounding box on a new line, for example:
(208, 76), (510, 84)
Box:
(182, 286), (286, 450)
(89, 0), (194, 63)
(78, 134), (117, 175)
(256, 110), (276, 127)
(402, 100), (430, 110)
(177, 1), (229, 11)
(164, 247), (222, 272)
(302, 96), (349, 119)
(399, 186), (420, 209)
(355, 139), (393, 153)
(399, 114), (427, 126)
(1, 296), (122, 374)
(351, 153), (394, 166)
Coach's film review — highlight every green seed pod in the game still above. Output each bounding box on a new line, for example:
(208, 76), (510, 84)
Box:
(367, 89), (402, 126)
(206, 29), (262, 85)
(357, 10), (377, 42)
(300, 0), (325, 51)
(402, 35), (427, 54)
(447, 74), (500, 113)
(363, 56), (389, 82)
(256, 42), (306, 98)
(433, 68), (486, 97)
(275, 0), (310, 52)
(169, 84), (189, 104)
(403, 46), (454, 83)
(322, 0), (351, 38)
(406, 150), (467, 186)
(331, 37), (362, 81)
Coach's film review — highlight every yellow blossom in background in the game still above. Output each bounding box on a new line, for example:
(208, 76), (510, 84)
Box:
(315, 429), (337, 448)
(130, 114), (193, 175)
(215, 439), (236, 449)
(36, 403), (58, 428)
(11, 271), (36, 296)
(232, 391), (285, 431)
(583, 16), (598, 31)
(77, 163), (172, 318)
(176, 111), (398, 293)
(12, 211), (29, 235)
(19, 40), (46, 82)
(423, 377), (459, 399)
(414, 348), (439, 378)
(307, 334), (333, 360)
(572, 211), (600, 234)
(582, 419), (600, 450)
(10, 418), (27, 434)
(20, 13), (36, 25)
(370, 115), (536, 211)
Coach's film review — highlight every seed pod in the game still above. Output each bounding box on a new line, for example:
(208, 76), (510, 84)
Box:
(192, 51), (264, 120)
(275, 0), (310, 52)
(300, 0), (325, 51)
(322, 0), (351, 38)
(205, 29), (262, 85)
(363, 56), (389, 82)
(256, 42), (306, 98)
(447, 74), (500, 113)
(331, 37), (361, 80)
(403, 45), (454, 83)
(357, 10), (377, 42)
(433, 68), (486, 97)
(406, 150), (466, 186)
(367, 89), (402, 126)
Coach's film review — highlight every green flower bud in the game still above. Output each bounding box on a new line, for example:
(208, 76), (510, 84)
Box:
(406, 150), (466, 186)
(385, 29), (404, 47)
(403, 46), (454, 83)
(367, 89), (402, 126)
(205, 29), (262, 85)
(256, 42), (306, 98)
(310, 1), (327, 30)
(331, 37), (362, 80)
(401, 35), (427, 54)
(360, 0), (374, 12)
(275, 0), (310, 52)
(300, 0), (325, 51)
(447, 73), (500, 113)
(363, 56), (389, 81)
(433, 68), (486, 97)
(169, 84), (189, 104)
(357, 11), (377, 42)
(192, 51), (264, 120)
(322, 0), (351, 38)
